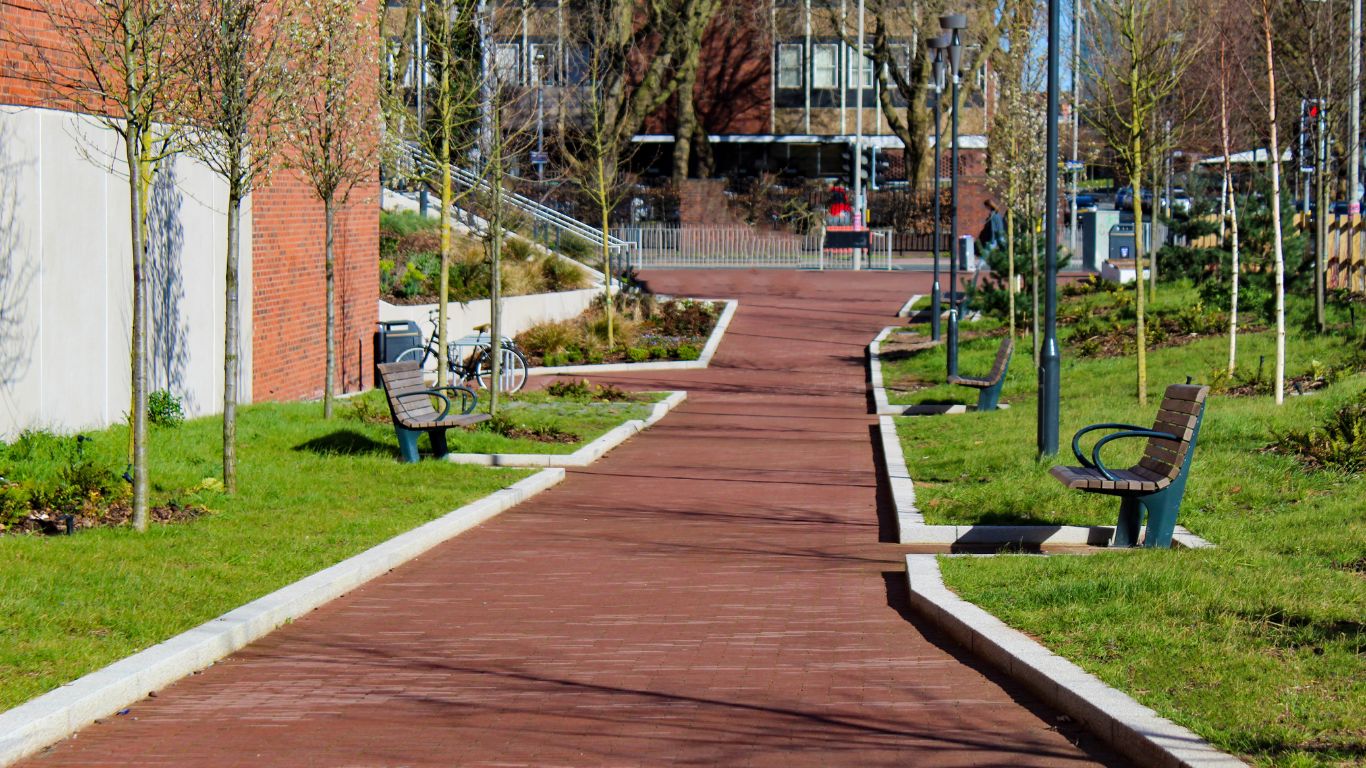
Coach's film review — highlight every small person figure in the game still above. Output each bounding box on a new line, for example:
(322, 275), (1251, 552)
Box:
(983, 200), (1006, 250)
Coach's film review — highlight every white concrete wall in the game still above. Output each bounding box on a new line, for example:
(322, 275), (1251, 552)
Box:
(379, 288), (601, 344)
(0, 105), (250, 439)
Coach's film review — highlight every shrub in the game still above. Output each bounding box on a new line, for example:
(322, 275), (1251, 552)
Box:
(626, 347), (649, 362)
(593, 383), (631, 401)
(546, 379), (592, 400)
(1272, 393), (1366, 473)
(556, 234), (594, 262)
(517, 321), (578, 357)
(541, 255), (589, 292)
(0, 483), (30, 529)
(651, 299), (717, 337)
(148, 390), (185, 427)
(648, 345), (668, 360)
(675, 344), (700, 361)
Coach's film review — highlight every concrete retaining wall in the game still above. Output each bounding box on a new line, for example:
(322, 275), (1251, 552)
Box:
(0, 105), (249, 439)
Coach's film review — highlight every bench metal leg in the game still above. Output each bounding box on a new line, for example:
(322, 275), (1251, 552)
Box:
(1140, 488), (1180, 548)
(394, 426), (422, 463)
(977, 380), (1005, 411)
(429, 429), (449, 460)
(1113, 496), (1143, 547)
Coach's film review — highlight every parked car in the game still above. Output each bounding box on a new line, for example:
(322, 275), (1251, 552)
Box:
(1161, 188), (1192, 215)
(1071, 193), (1098, 212)
(1115, 186), (1133, 210)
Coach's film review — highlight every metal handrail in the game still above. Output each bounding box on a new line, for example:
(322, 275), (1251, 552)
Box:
(400, 141), (635, 261)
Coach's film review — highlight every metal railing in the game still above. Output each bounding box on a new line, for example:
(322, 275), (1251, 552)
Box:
(612, 226), (895, 270)
(398, 140), (636, 267)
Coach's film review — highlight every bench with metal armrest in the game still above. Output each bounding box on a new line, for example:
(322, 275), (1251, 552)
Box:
(946, 336), (1014, 411)
(377, 360), (491, 463)
(1049, 383), (1210, 548)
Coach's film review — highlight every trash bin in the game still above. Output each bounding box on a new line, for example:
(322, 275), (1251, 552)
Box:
(958, 234), (976, 271)
(374, 320), (424, 380)
(1109, 222), (1135, 263)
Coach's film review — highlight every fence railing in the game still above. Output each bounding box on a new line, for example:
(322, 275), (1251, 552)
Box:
(1190, 213), (1365, 292)
(611, 226), (894, 270)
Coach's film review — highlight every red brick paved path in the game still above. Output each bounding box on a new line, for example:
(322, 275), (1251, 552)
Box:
(24, 271), (1125, 767)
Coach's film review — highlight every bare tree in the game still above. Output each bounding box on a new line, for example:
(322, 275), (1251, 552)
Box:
(987, 0), (1045, 346)
(1082, 0), (1203, 404)
(822, 0), (999, 187)
(286, 0), (376, 418)
(182, 0), (296, 491)
(11, 0), (194, 529)
(1255, 0), (1288, 404)
(384, 0), (482, 387)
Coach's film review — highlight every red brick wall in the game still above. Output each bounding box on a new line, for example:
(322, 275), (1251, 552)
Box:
(1, 0), (380, 403)
(250, 170), (379, 402)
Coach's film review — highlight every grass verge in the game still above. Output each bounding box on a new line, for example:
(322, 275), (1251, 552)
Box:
(890, 287), (1365, 765)
(0, 400), (533, 712)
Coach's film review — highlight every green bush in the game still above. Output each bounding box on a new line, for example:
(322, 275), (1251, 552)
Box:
(148, 390), (185, 427)
(556, 234), (594, 262)
(541, 255), (589, 292)
(380, 209), (439, 237)
(545, 379), (592, 399)
(517, 320), (577, 357)
(626, 347), (649, 362)
(648, 345), (668, 360)
(1272, 392), (1366, 473)
(675, 344), (700, 361)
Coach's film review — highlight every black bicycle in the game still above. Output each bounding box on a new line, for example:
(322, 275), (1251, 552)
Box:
(396, 309), (529, 393)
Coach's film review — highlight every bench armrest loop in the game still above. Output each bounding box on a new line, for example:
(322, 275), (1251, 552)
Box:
(1091, 429), (1180, 482)
(427, 385), (479, 415)
(397, 389), (453, 420)
(1070, 423), (1148, 468)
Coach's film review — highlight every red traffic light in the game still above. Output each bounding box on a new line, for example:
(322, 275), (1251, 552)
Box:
(1309, 104), (1320, 118)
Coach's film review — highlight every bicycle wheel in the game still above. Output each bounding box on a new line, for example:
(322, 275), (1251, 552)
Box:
(473, 345), (528, 393)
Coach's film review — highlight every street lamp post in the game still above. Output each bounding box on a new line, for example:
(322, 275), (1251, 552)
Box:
(1038, 0), (1062, 456)
(534, 50), (546, 182)
(940, 13), (966, 378)
(928, 35), (949, 342)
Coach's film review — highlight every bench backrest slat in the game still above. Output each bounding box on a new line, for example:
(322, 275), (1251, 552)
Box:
(985, 336), (1014, 386)
(377, 361), (440, 427)
(1142, 384), (1210, 480)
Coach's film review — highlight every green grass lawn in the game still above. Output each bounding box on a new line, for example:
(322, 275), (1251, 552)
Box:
(0, 400), (541, 712)
(889, 286), (1366, 765)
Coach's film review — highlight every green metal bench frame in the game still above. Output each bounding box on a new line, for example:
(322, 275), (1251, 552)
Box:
(377, 361), (490, 463)
(1049, 383), (1210, 548)
(947, 336), (1014, 411)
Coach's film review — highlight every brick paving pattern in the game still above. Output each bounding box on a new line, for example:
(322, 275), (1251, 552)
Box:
(23, 271), (1125, 767)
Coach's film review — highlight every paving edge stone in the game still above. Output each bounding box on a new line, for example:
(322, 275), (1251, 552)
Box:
(444, 391), (687, 467)
(903, 555), (1248, 768)
(0, 468), (567, 768)
(896, 293), (924, 318)
(528, 298), (738, 376)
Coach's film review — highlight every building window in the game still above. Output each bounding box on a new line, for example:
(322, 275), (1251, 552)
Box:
(494, 43), (520, 85)
(845, 44), (873, 88)
(777, 43), (802, 89)
(886, 43), (910, 79)
(812, 43), (838, 89)
(529, 43), (556, 86)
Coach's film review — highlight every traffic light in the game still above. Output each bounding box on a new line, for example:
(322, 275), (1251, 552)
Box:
(864, 146), (892, 189)
(1300, 99), (1322, 173)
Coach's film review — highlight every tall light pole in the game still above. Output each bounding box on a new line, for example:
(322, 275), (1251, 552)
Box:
(853, 0), (867, 270)
(1038, 0), (1062, 456)
(941, 12), (966, 378)
(1069, 0), (1080, 259)
(1351, 0), (1361, 220)
(534, 49), (546, 181)
(415, 0), (428, 216)
(928, 35), (949, 342)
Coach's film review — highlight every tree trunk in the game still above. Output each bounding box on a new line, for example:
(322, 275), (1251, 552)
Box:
(1007, 208), (1016, 341)
(127, 128), (150, 532)
(438, 154), (452, 387)
(1031, 211), (1040, 366)
(1263, 10), (1286, 405)
(1314, 115), (1328, 333)
(1148, 144), (1159, 296)
(324, 196), (337, 418)
(1219, 40), (1240, 376)
(672, 50), (701, 185)
(436, 45), (452, 387)
(223, 181), (241, 493)
(598, 154), (614, 348)
(1133, 158), (1148, 405)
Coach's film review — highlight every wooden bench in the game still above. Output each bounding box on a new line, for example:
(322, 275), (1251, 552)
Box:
(377, 360), (490, 463)
(947, 336), (1013, 411)
(1049, 383), (1211, 548)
